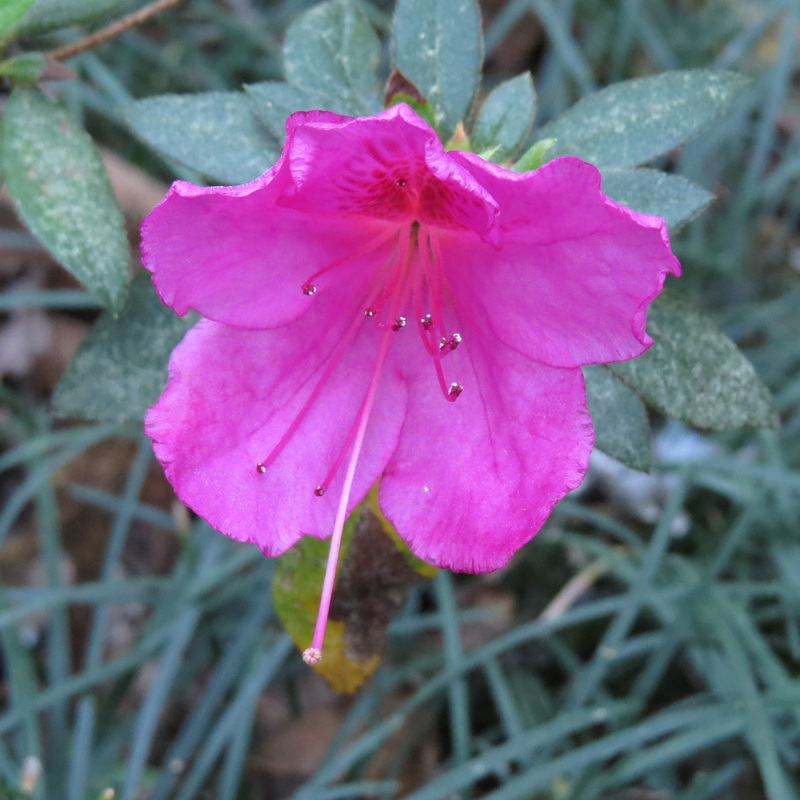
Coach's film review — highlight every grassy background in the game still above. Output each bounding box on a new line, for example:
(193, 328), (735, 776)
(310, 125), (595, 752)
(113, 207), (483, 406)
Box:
(1, 0), (799, 797)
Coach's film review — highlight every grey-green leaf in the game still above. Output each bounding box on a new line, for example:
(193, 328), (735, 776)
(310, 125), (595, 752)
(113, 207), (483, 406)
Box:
(19, 0), (120, 35)
(245, 82), (333, 142)
(584, 365), (652, 472)
(282, 0), (382, 116)
(539, 70), (751, 169)
(393, 0), (483, 139)
(601, 168), (714, 230)
(53, 274), (197, 424)
(471, 72), (536, 162)
(125, 92), (279, 185)
(0, 0), (35, 36)
(0, 87), (129, 312)
(610, 303), (779, 431)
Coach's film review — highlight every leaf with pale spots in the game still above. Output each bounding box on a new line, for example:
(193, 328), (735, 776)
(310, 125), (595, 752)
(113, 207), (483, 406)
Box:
(539, 70), (751, 169)
(274, 495), (434, 693)
(0, 86), (130, 312)
(584, 365), (652, 472)
(610, 299), (779, 431)
(393, 0), (483, 139)
(53, 274), (197, 424)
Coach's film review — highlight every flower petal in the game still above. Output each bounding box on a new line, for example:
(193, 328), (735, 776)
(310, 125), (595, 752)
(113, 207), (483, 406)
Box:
(279, 104), (498, 235)
(379, 319), (593, 573)
(145, 299), (407, 556)
(444, 154), (681, 367)
(141, 166), (395, 329)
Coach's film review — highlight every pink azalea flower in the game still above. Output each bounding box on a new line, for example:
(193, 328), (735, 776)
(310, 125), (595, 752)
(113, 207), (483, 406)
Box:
(142, 104), (680, 664)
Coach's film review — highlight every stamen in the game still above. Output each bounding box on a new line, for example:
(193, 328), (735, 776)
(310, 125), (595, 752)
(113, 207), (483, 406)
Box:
(448, 382), (463, 399)
(422, 314), (433, 330)
(392, 317), (406, 331)
(314, 486), (326, 497)
(396, 179), (407, 187)
(439, 333), (462, 351)
(300, 228), (397, 295)
(364, 308), (376, 317)
(256, 462), (267, 474)
(304, 330), (395, 664)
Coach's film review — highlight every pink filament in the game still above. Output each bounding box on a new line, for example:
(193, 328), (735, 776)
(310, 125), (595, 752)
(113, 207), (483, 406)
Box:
(303, 328), (395, 664)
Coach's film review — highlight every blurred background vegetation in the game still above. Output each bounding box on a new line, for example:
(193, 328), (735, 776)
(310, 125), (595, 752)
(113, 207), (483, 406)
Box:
(1, 0), (799, 798)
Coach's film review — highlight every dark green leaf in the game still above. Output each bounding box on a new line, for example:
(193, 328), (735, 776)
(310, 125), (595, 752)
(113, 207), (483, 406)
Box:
(471, 72), (536, 162)
(610, 302), (779, 431)
(601, 168), (713, 230)
(19, 0), (120, 34)
(0, 87), (129, 312)
(125, 92), (279, 185)
(282, 0), (382, 116)
(584, 365), (652, 472)
(539, 70), (751, 169)
(53, 274), (197, 424)
(0, 0), (35, 36)
(393, 0), (483, 139)
(245, 82), (332, 142)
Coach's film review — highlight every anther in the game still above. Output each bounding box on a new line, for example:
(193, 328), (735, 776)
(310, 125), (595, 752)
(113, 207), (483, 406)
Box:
(392, 317), (407, 331)
(448, 382), (463, 400)
(396, 179), (407, 187)
(302, 647), (322, 665)
(421, 314), (433, 330)
(302, 284), (317, 296)
(364, 308), (376, 317)
(256, 462), (267, 474)
(314, 486), (326, 497)
(439, 333), (462, 351)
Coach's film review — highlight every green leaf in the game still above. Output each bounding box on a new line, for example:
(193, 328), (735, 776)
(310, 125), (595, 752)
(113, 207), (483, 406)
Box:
(125, 92), (279, 185)
(18, 0), (120, 35)
(282, 0), (382, 116)
(274, 496), (431, 693)
(0, 87), (129, 312)
(471, 72), (536, 162)
(610, 301), (779, 431)
(0, 53), (45, 82)
(539, 70), (751, 169)
(245, 82), (332, 142)
(601, 168), (714, 230)
(513, 137), (556, 172)
(0, 0), (35, 37)
(584, 365), (652, 472)
(53, 274), (197, 424)
(393, 0), (483, 139)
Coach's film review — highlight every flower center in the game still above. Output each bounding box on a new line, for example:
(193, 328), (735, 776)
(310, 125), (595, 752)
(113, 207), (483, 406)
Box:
(255, 221), (464, 664)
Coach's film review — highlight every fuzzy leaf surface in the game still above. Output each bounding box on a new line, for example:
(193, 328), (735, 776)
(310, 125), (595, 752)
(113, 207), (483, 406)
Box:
(125, 92), (279, 185)
(472, 72), (536, 162)
(601, 168), (713, 230)
(610, 302), (779, 430)
(540, 70), (751, 168)
(393, 0), (482, 138)
(282, 0), (382, 116)
(245, 82), (334, 141)
(53, 275), (197, 424)
(584, 365), (652, 472)
(19, 0), (120, 34)
(0, 87), (129, 311)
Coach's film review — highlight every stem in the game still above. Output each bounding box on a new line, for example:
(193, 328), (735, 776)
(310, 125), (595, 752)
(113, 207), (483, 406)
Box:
(50, 0), (184, 62)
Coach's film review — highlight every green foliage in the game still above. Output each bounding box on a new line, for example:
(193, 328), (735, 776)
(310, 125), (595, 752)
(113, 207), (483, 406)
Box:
(0, 87), (130, 312)
(282, 0), (383, 116)
(611, 300), (780, 431)
(53, 274), (197, 425)
(471, 72), (536, 162)
(583, 365), (652, 471)
(393, 0), (483, 138)
(600, 168), (713, 230)
(539, 70), (751, 168)
(17, 0), (124, 35)
(124, 92), (279, 185)
(0, 0), (35, 38)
